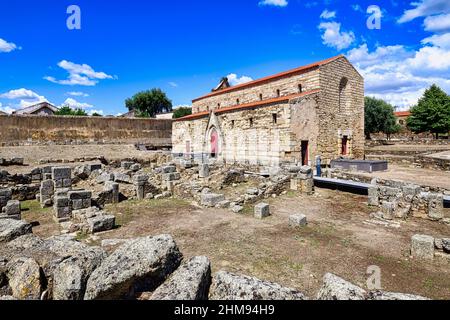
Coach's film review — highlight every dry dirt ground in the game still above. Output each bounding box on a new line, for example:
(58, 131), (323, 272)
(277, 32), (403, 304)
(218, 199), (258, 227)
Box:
(23, 188), (450, 300)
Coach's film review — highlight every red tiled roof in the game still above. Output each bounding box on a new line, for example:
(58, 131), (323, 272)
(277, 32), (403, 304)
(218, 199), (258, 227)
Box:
(394, 111), (411, 117)
(175, 89), (320, 122)
(192, 55), (344, 103)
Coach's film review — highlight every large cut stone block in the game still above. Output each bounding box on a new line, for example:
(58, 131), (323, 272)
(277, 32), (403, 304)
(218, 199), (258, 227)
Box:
(210, 271), (306, 300)
(428, 193), (444, 221)
(87, 215), (116, 233)
(201, 193), (225, 207)
(199, 164), (209, 178)
(52, 167), (72, 180)
(289, 214), (307, 227)
(162, 173), (181, 181)
(68, 190), (92, 200)
(150, 256), (211, 300)
(411, 234), (435, 260)
(84, 235), (183, 300)
(255, 203), (270, 219)
(368, 186), (379, 206)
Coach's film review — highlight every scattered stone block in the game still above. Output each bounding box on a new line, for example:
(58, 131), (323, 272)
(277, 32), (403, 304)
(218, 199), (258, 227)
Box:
(300, 178), (314, 194)
(368, 186), (379, 206)
(289, 214), (307, 227)
(150, 256), (211, 300)
(199, 164), (209, 178)
(84, 235), (183, 300)
(121, 161), (135, 170)
(130, 164), (142, 172)
(114, 173), (132, 184)
(317, 273), (366, 300)
(162, 172), (181, 181)
(231, 205), (244, 214)
(246, 188), (259, 196)
(381, 201), (396, 220)
(254, 203), (270, 219)
(210, 271), (306, 300)
(134, 175), (149, 200)
(428, 193), (444, 221)
(0, 200), (21, 220)
(216, 200), (231, 209)
(0, 219), (32, 243)
(411, 234), (435, 260)
(6, 257), (43, 300)
(87, 215), (116, 233)
(96, 172), (115, 184)
(162, 165), (177, 173)
(52, 167), (72, 181)
(442, 239), (450, 253)
(104, 181), (120, 204)
(201, 193), (225, 207)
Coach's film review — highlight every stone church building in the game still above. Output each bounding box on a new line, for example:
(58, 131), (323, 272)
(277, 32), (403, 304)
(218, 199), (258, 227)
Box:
(173, 55), (364, 167)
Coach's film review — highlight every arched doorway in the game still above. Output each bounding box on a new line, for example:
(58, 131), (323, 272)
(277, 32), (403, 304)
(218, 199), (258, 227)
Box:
(210, 128), (219, 158)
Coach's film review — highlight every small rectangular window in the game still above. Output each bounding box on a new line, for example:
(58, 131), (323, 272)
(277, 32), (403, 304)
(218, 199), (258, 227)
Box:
(272, 113), (277, 124)
(236, 99), (240, 105)
(249, 118), (253, 127)
(231, 120), (235, 128)
(259, 94), (263, 101)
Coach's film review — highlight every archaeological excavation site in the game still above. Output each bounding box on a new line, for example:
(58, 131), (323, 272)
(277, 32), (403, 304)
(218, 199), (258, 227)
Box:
(1, 55), (449, 303)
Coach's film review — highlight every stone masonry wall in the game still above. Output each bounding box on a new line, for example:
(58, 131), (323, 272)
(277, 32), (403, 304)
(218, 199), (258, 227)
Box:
(318, 58), (365, 163)
(0, 115), (172, 146)
(174, 56), (365, 166)
(192, 68), (320, 113)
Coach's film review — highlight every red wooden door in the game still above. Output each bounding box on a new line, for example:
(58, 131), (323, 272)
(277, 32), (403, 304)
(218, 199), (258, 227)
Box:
(342, 136), (348, 156)
(210, 129), (218, 158)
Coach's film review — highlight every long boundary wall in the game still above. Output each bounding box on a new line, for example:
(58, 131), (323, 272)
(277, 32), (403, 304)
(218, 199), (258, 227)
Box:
(0, 115), (172, 146)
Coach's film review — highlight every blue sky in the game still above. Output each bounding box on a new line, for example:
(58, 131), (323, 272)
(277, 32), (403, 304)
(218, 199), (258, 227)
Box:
(1, 0), (450, 115)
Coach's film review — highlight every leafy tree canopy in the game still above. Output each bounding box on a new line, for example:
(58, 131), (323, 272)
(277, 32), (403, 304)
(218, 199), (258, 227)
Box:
(407, 84), (450, 138)
(365, 97), (400, 139)
(125, 88), (172, 118)
(172, 107), (192, 119)
(55, 106), (88, 116)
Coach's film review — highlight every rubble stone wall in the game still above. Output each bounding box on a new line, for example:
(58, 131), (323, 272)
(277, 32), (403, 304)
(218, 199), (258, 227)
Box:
(0, 115), (172, 146)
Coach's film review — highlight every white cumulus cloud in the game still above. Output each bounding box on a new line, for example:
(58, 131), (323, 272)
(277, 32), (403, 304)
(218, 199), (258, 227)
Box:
(227, 74), (254, 86)
(398, 0), (450, 23)
(320, 10), (336, 19)
(0, 88), (48, 108)
(45, 60), (116, 86)
(258, 0), (288, 7)
(0, 38), (20, 53)
(424, 13), (450, 32)
(318, 21), (355, 50)
(61, 98), (93, 109)
(67, 91), (89, 97)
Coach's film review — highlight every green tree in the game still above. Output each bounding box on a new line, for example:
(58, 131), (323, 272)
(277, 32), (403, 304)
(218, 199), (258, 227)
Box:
(55, 106), (88, 116)
(364, 97), (400, 140)
(91, 112), (103, 117)
(125, 88), (173, 118)
(172, 107), (192, 119)
(407, 84), (450, 139)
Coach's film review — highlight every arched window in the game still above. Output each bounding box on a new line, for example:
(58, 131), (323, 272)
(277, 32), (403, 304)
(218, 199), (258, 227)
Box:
(259, 94), (263, 101)
(276, 89), (281, 97)
(298, 84), (303, 93)
(236, 99), (240, 105)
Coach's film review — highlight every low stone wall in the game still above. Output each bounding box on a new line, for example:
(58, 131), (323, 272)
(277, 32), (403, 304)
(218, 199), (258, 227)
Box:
(0, 115), (172, 146)
(324, 168), (450, 221)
